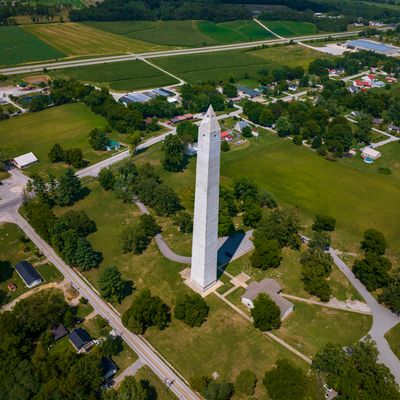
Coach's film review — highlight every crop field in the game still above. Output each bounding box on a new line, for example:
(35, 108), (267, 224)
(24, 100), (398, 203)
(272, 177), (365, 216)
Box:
(25, 0), (85, 6)
(0, 103), (115, 177)
(23, 23), (171, 57)
(153, 44), (329, 83)
(261, 20), (317, 37)
(84, 19), (274, 47)
(50, 60), (178, 91)
(0, 26), (65, 66)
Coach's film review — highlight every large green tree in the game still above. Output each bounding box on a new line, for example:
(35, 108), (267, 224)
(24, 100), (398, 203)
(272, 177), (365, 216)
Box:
(162, 134), (187, 172)
(174, 294), (209, 327)
(251, 293), (281, 331)
(98, 266), (130, 303)
(57, 168), (82, 207)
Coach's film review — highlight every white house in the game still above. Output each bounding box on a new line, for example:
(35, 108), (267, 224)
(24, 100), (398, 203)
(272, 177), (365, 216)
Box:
(361, 147), (381, 160)
(12, 152), (38, 169)
(242, 278), (294, 320)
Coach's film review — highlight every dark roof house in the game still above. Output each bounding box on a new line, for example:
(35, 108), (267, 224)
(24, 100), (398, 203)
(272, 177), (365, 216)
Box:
(52, 324), (68, 341)
(69, 328), (93, 352)
(101, 357), (118, 380)
(15, 261), (42, 288)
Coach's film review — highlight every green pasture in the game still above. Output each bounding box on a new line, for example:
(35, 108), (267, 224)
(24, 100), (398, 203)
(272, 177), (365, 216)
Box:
(385, 323), (400, 360)
(84, 19), (274, 47)
(0, 25), (65, 66)
(0, 223), (63, 304)
(50, 60), (178, 91)
(261, 20), (318, 37)
(0, 103), (116, 177)
(152, 44), (329, 83)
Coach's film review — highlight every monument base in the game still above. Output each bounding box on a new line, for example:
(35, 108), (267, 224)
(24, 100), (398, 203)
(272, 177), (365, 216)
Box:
(180, 267), (223, 298)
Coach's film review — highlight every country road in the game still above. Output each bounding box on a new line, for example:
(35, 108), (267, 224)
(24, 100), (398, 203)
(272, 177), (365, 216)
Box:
(0, 29), (379, 76)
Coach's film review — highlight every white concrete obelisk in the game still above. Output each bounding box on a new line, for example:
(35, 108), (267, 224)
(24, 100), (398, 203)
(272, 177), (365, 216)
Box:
(190, 105), (221, 291)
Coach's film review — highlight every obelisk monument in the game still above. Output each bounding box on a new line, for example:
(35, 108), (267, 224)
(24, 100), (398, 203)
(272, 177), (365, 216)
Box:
(190, 105), (221, 291)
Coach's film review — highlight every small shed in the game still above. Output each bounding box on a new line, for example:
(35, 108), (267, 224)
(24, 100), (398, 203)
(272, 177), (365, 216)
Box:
(69, 328), (93, 353)
(12, 152), (38, 169)
(235, 120), (251, 132)
(15, 261), (42, 288)
(242, 278), (294, 319)
(52, 324), (68, 341)
(101, 357), (118, 380)
(361, 147), (381, 160)
(106, 140), (120, 151)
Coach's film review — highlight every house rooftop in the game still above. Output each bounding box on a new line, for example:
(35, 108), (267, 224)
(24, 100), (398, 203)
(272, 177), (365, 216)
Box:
(69, 328), (92, 351)
(101, 356), (118, 379)
(13, 152), (38, 168)
(52, 324), (68, 341)
(15, 261), (42, 287)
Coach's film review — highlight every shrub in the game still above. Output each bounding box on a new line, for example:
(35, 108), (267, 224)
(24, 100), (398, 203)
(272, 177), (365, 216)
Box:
(235, 370), (257, 395)
(174, 294), (209, 327)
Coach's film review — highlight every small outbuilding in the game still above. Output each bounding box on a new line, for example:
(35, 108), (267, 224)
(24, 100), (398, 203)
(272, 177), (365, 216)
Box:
(101, 357), (118, 380)
(361, 147), (381, 160)
(12, 152), (38, 169)
(69, 328), (93, 353)
(242, 278), (294, 319)
(15, 260), (42, 288)
(105, 140), (120, 151)
(52, 324), (68, 341)
(235, 120), (251, 132)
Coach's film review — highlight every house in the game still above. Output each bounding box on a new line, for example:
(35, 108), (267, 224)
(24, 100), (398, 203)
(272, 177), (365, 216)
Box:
(237, 85), (260, 98)
(354, 80), (370, 88)
(221, 131), (234, 141)
(362, 74), (375, 83)
(52, 324), (68, 341)
(12, 152), (38, 169)
(288, 84), (297, 92)
(15, 261), (42, 288)
(371, 80), (385, 88)
(388, 123), (400, 133)
(242, 278), (294, 319)
(372, 118), (383, 125)
(105, 140), (120, 151)
(69, 328), (93, 353)
(361, 147), (381, 160)
(101, 357), (118, 380)
(350, 111), (360, 118)
(235, 120), (251, 132)
(169, 114), (193, 124)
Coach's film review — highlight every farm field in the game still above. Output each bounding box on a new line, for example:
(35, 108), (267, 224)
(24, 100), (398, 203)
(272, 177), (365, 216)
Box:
(0, 25), (65, 66)
(261, 20), (318, 37)
(50, 60), (179, 91)
(85, 20), (275, 47)
(0, 223), (63, 304)
(23, 23), (171, 57)
(152, 44), (329, 82)
(0, 103), (117, 177)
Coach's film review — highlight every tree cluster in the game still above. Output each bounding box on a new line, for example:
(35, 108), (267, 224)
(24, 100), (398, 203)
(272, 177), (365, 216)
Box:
(312, 339), (400, 400)
(162, 134), (187, 172)
(190, 376), (234, 400)
(88, 128), (110, 151)
(120, 214), (160, 255)
(100, 161), (182, 216)
(174, 293), (209, 327)
(48, 143), (85, 168)
(122, 289), (170, 334)
(102, 376), (157, 400)
(98, 266), (132, 304)
(181, 83), (226, 113)
(353, 229), (392, 291)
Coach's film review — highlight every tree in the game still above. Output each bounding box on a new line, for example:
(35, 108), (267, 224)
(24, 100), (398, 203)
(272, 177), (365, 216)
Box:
(162, 134), (187, 171)
(59, 210), (96, 237)
(98, 266), (129, 303)
(235, 370), (257, 396)
(204, 381), (234, 400)
(122, 289), (170, 334)
(242, 202), (261, 228)
(258, 190), (277, 209)
(103, 376), (156, 400)
(57, 168), (81, 206)
(251, 293), (281, 331)
(379, 275), (400, 315)
(152, 184), (182, 216)
(222, 83), (238, 98)
(127, 131), (142, 155)
(190, 375), (211, 394)
(173, 211), (193, 233)
(241, 125), (252, 138)
(88, 128), (110, 150)
(308, 231), (331, 251)
(361, 229), (387, 255)
(48, 143), (65, 163)
(221, 140), (230, 152)
(120, 224), (150, 254)
(98, 168), (115, 191)
(176, 121), (198, 144)
(312, 215), (336, 232)
(74, 237), (101, 271)
(233, 176), (259, 201)
(276, 116), (292, 137)
(264, 359), (310, 400)
(64, 148), (85, 168)
(174, 294), (209, 327)
(250, 239), (282, 270)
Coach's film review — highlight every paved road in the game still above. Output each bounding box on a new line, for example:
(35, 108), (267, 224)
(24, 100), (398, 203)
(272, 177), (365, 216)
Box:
(0, 29), (380, 77)
(113, 359), (145, 387)
(1, 207), (199, 400)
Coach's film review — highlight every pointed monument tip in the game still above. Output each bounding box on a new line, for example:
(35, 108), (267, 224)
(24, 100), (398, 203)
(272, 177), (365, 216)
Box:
(204, 104), (216, 120)
(200, 104), (220, 133)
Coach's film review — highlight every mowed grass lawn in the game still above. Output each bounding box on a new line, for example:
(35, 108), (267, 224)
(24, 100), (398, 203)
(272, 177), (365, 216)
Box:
(85, 20), (274, 48)
(0, 103), (115, 177)
(385, 323), (400, 360)
(50, 60), (179, 91)
(23, 23), (171, 57)
(0, 223), (63, 303)
(0, 26), (65, 66)
(153, 44), (330, 82)
(261, 20), (317, 37)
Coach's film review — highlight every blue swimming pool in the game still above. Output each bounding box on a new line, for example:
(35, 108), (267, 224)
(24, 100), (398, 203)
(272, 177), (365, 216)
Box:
(364, 156), (374, 164)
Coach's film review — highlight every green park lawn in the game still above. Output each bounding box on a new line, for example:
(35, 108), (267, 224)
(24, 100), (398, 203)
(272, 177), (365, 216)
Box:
(50, 60), (179, 91)
(152, 44), (330, 83)
(0, 223), (63, 304)
(385, 323), (400, 360)
(261, 21), (317, 37)
(0, 25), (65, 66)
(0, 103), (121, 177)
(84, 20), (274, 48)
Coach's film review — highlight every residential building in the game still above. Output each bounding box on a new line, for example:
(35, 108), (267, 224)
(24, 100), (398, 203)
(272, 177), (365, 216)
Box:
(237, 85), (260, 98)
(101, 357), (118, 380)
(68, 328), (94, 353)
(105, 140), (120, 151)
(361, 147), (381, 160)
(235, 120), (251, 132)
(242, 278), (294, 319)
(52, 324), (68, 341)
(15, 260), (42, 288)
(12, 152), (38, 169)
